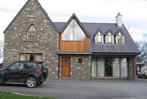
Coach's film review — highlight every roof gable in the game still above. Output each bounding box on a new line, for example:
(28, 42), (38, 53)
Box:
(4, 0), (57, 33)
(115, 29), (124, 35)
(61, 13), (90, 37)
(105, 29), (114, 35)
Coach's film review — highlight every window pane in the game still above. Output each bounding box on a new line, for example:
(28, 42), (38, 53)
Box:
(113, 58), (120, 77)
(97, 58), (104, 77)
(121, 58), (128, 77)
(36, 55), (42, 62)
(33, 32), (37, 40)
(73, 20), (85, 40)
(9, 63), (20, 70)
(107, 36), (112, 43)
(20, 54), (26, 61)
(62, 20), (73, 40)
(117, 36), (123, 44)
(98, 36), (102, 42)
(62, 19), (85, 40)
(27, 63), (39, 69)
(27, 32), (31, 40)
(92, 58), (97, 77)
(95, 35), (98, 43)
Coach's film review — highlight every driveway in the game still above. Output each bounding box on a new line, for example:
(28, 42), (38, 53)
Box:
(1, 79), (147, 99)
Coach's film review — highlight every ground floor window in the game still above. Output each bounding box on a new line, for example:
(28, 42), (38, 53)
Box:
(92, 57), (128, 78)
(19, 53), (43, 64)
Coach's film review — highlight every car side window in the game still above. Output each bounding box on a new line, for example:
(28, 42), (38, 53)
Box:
(27, 63), (38, 69)
(8, 63), (24, 71)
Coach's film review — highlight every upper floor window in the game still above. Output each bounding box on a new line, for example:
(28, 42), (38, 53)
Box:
(116, 32), (124, 44)
(95, 32), (103, 44)
(105, 32), (114, 44)
(62, 19), (85, 41)
(26, 24), (37, 40)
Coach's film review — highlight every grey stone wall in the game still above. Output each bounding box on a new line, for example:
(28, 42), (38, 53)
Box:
(128, 56), (136, 80)
(70, 56), (91, 80)
(3, 0), (59, 79)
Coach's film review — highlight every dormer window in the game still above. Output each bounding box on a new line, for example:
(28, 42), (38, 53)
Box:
(95, 32), (103, 44)
(26, 24), (37, 40)
(62, 19), (85, 41)
(105, 32), (114, 44)
(116, 32), (124, 44)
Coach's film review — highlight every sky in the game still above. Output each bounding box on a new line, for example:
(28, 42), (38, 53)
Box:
(0, 0), (147, 41)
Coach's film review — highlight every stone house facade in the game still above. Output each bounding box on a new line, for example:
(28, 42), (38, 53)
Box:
(3, 0), (140, 80)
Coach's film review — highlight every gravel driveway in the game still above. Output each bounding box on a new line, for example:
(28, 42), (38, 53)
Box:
(1, 79), (147, 99)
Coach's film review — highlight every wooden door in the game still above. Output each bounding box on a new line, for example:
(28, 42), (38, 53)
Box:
(61, 57), (70, 77)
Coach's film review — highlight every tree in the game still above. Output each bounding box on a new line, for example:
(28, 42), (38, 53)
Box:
(136, 41), (147, 62)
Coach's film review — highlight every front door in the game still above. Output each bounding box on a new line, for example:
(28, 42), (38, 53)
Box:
(61, 57), (70, 78)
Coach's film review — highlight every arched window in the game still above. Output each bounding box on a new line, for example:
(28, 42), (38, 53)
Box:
(26, 24), (37, 40)
(105, 32), (114, 44)
(95, 32), (103, 44)
(62, 19), (85, 41)
(116, 32), (124, 44)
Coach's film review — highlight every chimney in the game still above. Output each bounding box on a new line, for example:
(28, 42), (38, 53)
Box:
(116, 12), (123, 27)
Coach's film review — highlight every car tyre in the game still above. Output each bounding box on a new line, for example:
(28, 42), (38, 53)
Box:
(26, 77), (37, 88)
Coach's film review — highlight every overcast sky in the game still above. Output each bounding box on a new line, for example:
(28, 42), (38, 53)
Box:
(0, 0), (147, 41)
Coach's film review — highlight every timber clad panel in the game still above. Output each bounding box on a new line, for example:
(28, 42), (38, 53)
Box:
(60, 34), (89, 52)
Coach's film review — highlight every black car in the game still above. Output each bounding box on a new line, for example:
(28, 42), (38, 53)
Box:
(0, 61), (48, 88)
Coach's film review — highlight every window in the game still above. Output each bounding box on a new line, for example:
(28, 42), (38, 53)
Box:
(105, 32), (114, 44)
(116, 32), (124, 44)
(78, 58), (83, 64)
(62, 19), (85, 40)
(121, 58), (127, 77)
(92, 58), (104, 77)
(26, 24), (37, 40)
(27, 63), (39, 69)
(95, 32), (103, 44)
(8, 63), (24, 71)
(113, 58), (120, 77)
(19, 53), (43, 63)
(91, 57), (128, 78)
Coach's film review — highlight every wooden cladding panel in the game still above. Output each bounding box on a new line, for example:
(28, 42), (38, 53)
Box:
(59, 35), (89, 52)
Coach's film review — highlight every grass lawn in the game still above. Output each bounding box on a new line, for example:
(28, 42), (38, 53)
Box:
(0, 91), (55, 99)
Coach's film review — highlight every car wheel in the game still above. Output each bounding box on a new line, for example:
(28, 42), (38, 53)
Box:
(26, 77), (37, 88)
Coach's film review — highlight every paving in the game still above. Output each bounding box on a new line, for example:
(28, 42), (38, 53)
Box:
(0, 79), (147, 99)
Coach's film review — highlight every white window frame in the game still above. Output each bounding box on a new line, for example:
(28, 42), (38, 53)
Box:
(116, 32), (124, 44)
(95, 32), (103, 44)
(105, 32), (114, 44)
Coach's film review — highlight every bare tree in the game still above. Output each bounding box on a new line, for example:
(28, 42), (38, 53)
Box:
(136, 41), (147, 62)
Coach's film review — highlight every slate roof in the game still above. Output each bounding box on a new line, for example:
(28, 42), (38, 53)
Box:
(54, 22), (140, 55)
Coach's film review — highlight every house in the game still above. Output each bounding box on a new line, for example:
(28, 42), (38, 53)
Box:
(3, 0), (140, 80)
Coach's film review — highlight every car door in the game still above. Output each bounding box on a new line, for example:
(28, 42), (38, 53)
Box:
(4, 62), (25, 82)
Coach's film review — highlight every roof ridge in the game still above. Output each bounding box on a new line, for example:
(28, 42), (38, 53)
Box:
(53, 22), (116, 24)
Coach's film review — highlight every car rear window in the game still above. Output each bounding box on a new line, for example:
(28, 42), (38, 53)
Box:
(26, 63), (40, 69)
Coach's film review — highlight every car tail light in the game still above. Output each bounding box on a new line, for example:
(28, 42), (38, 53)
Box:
(37, 69), (41, 75)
